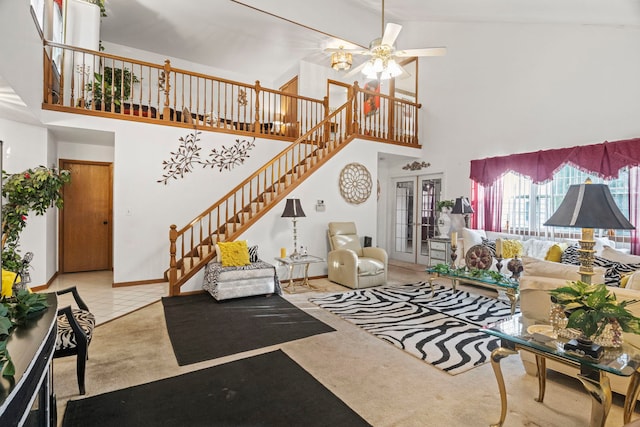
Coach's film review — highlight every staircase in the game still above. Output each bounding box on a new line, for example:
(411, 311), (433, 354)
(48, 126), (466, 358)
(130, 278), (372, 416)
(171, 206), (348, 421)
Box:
(167, 101), (355, 295)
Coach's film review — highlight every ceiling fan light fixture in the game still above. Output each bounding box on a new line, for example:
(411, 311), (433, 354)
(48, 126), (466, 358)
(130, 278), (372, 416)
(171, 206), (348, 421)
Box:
(372, 57), (384, 72)
(386, 59), (403, 77)
(331, 49), (352, 71)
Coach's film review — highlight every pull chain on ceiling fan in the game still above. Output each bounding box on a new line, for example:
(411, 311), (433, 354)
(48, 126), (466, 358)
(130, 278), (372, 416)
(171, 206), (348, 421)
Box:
(326, 0), (446, 80)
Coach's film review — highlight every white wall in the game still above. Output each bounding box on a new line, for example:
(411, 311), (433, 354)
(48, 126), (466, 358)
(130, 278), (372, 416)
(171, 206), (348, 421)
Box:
(399, 21), (640, 199)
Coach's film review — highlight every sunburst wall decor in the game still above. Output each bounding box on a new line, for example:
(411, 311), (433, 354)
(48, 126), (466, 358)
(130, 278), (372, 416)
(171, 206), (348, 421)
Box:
(339, 162), (372, 204)
(158, 131), (256, 184)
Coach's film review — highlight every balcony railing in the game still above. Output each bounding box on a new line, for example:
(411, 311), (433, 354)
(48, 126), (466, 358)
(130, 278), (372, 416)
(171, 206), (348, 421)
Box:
(42, 40), (422, 146)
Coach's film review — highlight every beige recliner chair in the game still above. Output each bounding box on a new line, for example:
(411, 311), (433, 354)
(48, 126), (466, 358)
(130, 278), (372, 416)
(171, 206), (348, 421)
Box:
(327, 222), (388, 289)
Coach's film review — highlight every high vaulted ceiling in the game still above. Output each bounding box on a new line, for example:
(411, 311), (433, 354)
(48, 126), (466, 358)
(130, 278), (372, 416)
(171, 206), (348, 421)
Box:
(2, 0), (640, 129)
(100, 0), (640, 83)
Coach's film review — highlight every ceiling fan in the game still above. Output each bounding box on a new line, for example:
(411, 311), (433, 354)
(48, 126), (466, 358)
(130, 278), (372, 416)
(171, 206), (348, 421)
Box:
(325, 0), (446, 79)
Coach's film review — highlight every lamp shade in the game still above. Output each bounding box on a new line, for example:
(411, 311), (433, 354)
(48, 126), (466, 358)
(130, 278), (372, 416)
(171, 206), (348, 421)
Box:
(281, 198), (306, 218)
(544, 182), (634, 230)
(451, 197), (474, 215)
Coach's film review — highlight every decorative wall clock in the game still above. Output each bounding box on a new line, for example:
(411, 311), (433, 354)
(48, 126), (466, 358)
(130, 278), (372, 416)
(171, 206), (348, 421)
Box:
(339, 163), (372, 204)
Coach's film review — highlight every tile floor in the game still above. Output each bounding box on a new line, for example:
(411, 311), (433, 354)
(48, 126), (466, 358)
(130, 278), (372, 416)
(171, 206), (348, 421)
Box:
(45, 270), (168, 325)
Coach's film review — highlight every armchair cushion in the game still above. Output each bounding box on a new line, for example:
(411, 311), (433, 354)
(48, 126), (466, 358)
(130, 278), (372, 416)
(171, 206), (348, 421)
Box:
(328, 222), (363, 256)
(358, 258), (385, 276)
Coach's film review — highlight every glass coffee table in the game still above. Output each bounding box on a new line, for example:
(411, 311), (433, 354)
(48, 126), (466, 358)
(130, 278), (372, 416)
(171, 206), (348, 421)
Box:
(426, 267), (519, 315)
(483, 314), (640, 427)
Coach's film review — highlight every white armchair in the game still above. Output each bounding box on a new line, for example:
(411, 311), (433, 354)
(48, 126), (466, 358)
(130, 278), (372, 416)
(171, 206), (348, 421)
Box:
(327, 222), (387, 289)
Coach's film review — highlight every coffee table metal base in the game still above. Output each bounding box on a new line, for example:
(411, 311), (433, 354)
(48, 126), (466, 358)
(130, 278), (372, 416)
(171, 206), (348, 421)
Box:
(489, 341), (640, 427)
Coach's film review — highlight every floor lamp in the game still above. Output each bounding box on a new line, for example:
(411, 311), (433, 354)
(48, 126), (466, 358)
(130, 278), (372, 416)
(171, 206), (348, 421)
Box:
(281, 198), (306, 259)
(544, 179), (635, 284)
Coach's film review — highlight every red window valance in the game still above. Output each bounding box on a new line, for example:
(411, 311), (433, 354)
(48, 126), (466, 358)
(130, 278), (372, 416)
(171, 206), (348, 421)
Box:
(469, 137), (640, 186)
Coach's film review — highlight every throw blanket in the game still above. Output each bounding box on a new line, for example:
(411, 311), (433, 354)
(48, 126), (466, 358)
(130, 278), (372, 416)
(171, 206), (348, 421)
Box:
(203, 260), (282, 299)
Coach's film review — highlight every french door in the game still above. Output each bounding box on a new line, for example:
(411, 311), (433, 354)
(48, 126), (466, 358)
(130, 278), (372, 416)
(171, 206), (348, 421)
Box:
(390, 175), (442, 264)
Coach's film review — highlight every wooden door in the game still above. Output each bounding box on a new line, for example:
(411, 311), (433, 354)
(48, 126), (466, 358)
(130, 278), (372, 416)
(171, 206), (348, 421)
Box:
(279, 76), (298, 137)
(60, 160), (113, 272)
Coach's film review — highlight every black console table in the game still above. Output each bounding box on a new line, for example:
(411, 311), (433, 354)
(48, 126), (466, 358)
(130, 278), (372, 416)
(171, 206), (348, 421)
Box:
(0, 293), (57, 426)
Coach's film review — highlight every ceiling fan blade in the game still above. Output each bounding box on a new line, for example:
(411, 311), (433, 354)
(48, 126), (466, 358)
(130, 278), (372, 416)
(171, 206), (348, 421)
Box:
(395, 47), (447, 57)
(381, 23), (402, 47)
(324, 47), (371, 55)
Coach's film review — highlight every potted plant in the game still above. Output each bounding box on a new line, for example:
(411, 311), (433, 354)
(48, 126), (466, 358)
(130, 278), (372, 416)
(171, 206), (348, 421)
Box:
(549, 281), (640, 358)
(87, 66), (140, 112)
(437, 199), (455, 212)
(2, 166), (71, 275)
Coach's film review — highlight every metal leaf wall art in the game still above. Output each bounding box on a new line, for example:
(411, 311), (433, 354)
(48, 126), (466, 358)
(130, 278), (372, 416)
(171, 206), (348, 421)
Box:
(158, 131), (256, 184)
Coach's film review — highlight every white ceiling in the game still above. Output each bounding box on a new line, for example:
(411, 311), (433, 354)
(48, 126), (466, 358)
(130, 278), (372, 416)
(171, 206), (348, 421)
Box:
(100, 0), (640, 83)
(2, 0), (640, 136)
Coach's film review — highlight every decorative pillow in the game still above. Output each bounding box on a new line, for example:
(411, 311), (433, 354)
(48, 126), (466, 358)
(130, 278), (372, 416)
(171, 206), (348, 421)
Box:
(465, 244), (493, 270)
(501, 239), (523, 258)
(601, 246), (640, 264)
(620, 272), (633, 288)
(462, 228), (486, 255)
(481, 237), (496, 257)
(562, 245), (640, 286)
(544, 243), (568, 263)
(217, 240), (250, 267)
(248, 245), (260, 263)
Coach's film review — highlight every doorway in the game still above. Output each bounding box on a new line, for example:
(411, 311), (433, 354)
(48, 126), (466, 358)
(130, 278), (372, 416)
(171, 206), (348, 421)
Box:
(59, 160), (113, 273)
(390, 175), (442, 264)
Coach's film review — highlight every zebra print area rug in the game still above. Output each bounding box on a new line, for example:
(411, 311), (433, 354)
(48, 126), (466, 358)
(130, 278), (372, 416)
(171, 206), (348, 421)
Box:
(309, 282), (518, 375)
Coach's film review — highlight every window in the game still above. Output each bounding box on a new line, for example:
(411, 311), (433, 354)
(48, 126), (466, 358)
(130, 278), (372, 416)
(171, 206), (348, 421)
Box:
(500, 165), (632, 246)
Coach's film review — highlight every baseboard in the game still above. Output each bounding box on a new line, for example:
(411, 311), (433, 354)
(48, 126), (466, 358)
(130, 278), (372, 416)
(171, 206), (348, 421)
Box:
(30, 271), (60, 292)
(112, 278), (166, 287)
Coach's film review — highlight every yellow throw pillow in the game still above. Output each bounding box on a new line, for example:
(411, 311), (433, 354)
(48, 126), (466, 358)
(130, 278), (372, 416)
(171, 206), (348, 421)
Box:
(545, 243), (568, 263)
(620, 272), (634, 288)
(217, 240), (250, 267)
(502, 239), (524, 259)
(1, 270), (18, 297)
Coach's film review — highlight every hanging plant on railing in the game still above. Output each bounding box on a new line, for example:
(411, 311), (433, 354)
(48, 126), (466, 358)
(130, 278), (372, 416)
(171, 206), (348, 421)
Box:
(158, 131), (256, 184)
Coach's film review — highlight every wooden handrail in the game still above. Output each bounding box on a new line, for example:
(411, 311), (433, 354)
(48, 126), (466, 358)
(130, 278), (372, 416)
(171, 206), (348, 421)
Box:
(168, 100), (356, 295)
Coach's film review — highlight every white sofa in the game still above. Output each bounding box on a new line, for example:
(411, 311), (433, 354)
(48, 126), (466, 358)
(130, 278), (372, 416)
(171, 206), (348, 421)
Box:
(455, 227), (617, 271)
(519, 256), (640, 399)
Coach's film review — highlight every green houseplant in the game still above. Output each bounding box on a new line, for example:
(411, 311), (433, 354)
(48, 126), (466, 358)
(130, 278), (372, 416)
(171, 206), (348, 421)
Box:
(88, 66), (140, 111)
(437, 199), (454, 212)
(2, 166), (71, 273)
(549, 281), (640, 357)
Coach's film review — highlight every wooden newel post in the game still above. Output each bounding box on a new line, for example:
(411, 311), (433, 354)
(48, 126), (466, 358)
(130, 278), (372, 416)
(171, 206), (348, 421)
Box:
(322, 96), (330, 145)
(169, 224), (178, 296)
(351, 82), (360, 134)
(162, 59), (172, 121)
(254, 80), (261, 134)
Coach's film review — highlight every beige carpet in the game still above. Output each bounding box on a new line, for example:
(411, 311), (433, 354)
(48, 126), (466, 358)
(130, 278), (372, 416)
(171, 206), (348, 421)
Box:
(54, 265), (637, 426)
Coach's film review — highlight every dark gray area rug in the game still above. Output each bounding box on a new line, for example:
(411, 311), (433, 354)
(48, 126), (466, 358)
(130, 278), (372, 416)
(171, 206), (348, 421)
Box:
(162, 293), (334, 365)
(62, 349), (371, 427)
(310, 282), (518, 375)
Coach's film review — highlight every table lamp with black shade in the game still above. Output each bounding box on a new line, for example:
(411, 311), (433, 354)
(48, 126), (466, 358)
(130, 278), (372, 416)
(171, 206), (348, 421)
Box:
(544, 178), (635, 359)
(281, 198), (306, 259)
(452, 196), (474, 228)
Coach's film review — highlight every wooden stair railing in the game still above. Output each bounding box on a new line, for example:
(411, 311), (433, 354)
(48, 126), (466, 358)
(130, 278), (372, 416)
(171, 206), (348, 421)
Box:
(168, 99), (356, 295)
